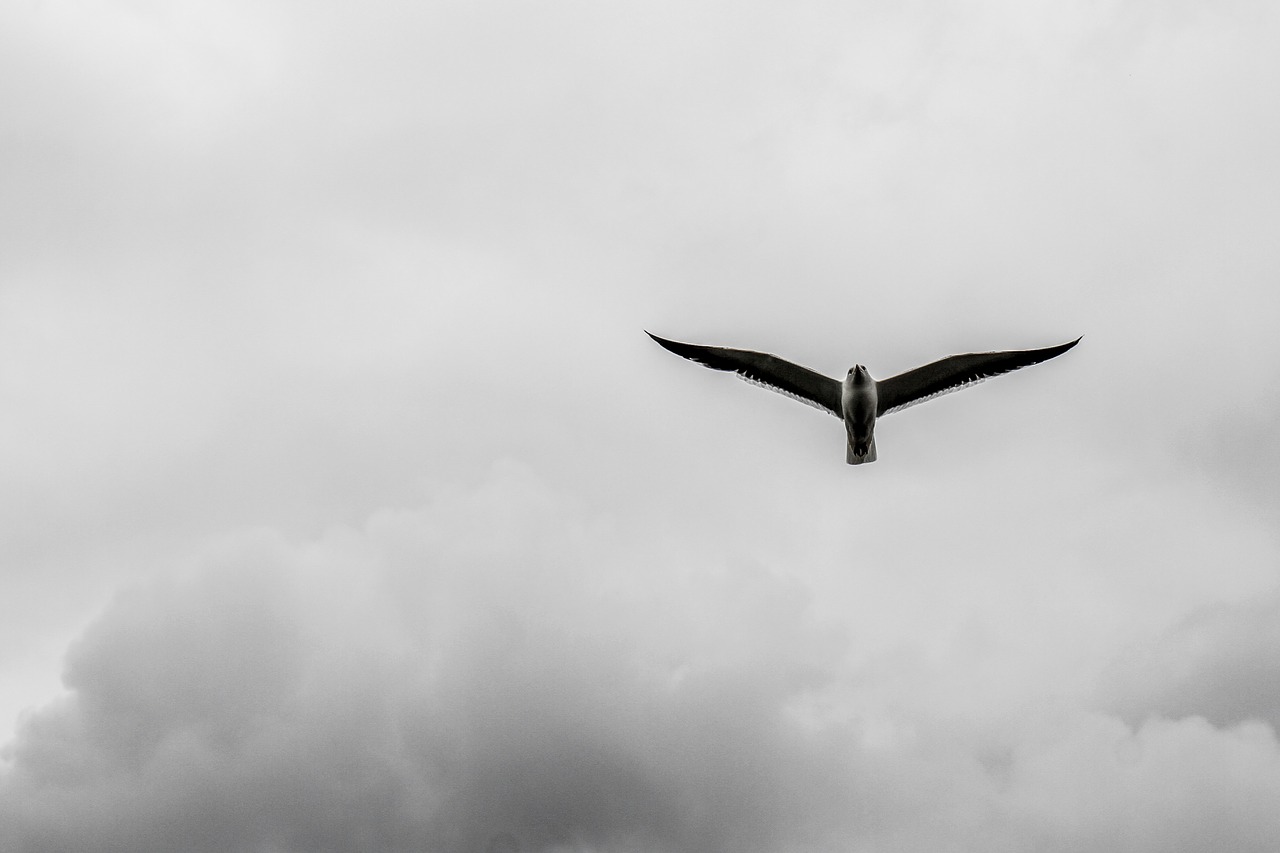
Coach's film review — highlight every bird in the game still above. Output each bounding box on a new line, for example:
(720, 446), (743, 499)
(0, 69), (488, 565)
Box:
(647, 331), (1080, 465)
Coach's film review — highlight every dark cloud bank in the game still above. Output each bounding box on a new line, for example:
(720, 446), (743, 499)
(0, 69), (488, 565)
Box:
(1, 465), (863, 853)
(4, 464), (1280, 853)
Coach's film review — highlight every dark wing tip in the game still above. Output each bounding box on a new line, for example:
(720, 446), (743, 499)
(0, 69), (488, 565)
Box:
(1000, 335), (1083, 368)
(1011, 336), (1082, 363)
(1046, 336), (1083, 358)
(645, 331), (705, 360)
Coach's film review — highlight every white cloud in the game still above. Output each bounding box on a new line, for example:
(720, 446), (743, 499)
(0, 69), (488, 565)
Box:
(999, 713), (1280, 853)
(1104, 588), (1280, 730)
(0, 464), (857, 851)
(4, 464), (1280, 852)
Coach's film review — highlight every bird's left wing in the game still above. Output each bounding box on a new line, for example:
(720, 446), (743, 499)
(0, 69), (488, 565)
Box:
(647, 332), (842, 418)
(876, 337), (1081, 416)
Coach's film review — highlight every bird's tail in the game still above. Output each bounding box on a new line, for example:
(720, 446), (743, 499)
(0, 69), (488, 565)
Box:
(846, 437), (877, 465)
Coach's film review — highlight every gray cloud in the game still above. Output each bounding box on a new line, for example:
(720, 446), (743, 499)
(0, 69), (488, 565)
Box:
(1104, 589), (1280, 730)
(0, 467), (863, 852)
(5, 465), (1280, 852)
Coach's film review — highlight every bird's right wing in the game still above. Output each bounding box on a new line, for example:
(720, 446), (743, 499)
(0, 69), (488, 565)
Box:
(647, 332), (842, 418)
(875, 337), (1081, 416)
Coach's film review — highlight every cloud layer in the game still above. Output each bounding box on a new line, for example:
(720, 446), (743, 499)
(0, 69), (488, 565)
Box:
(4, 463), (1280, 853)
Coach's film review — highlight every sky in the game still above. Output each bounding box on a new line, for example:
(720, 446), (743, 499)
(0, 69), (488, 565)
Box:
(1, 0), (1279, 851)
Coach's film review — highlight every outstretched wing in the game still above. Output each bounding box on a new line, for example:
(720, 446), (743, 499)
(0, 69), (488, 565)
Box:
(647, 332), (842, 418)
(875, 337), (1081, 416)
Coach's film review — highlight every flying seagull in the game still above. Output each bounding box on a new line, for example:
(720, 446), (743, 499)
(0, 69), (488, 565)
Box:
(647, 331), (1080, 464)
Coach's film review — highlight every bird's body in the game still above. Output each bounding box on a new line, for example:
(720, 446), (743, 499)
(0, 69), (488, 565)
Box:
(647, 332), (1079, 465)
(841, 366), (878, 464)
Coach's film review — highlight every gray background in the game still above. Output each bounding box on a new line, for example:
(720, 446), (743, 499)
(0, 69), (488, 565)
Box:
(2, 1), (1279, 851)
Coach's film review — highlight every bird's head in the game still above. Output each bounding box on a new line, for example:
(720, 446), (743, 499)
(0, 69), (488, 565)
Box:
(846, 364), (871, 384)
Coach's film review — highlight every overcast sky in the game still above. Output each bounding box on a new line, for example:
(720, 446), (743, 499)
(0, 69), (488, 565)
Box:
(2, 0), (1279, 851)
